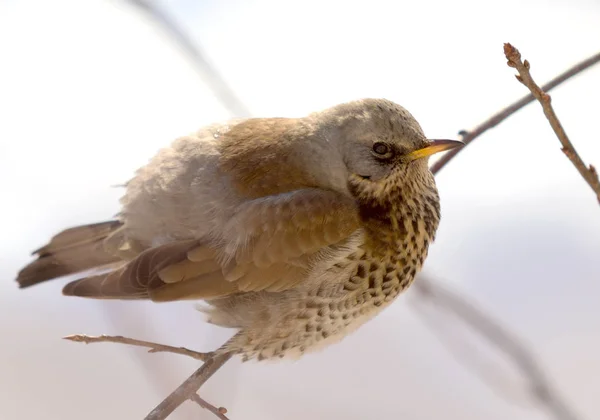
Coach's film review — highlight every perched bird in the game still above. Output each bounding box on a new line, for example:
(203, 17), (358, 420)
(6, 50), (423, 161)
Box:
(16, 98), (462, 361)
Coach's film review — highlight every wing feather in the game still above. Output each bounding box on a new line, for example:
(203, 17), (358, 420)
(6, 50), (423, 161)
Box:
(63, 189), (359, 301)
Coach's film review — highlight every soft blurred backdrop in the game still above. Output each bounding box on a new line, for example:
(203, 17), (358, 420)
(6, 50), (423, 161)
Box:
(1, 0), (599, 419)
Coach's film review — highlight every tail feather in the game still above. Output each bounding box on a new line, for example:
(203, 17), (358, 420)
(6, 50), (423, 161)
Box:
(17, 221), (123, 288)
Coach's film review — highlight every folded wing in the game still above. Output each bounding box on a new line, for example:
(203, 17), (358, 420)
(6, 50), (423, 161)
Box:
(62, 188), (360, 301)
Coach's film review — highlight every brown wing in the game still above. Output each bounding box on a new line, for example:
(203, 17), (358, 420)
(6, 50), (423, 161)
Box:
(219, 188), (359, 266)
(63, 188), (360, 301)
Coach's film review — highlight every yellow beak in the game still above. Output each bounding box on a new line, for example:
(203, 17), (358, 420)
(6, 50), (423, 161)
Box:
(407, 139), (464, 161)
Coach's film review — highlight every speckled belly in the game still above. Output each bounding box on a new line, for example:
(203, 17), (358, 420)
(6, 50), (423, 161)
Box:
(222, 257), (418, 361)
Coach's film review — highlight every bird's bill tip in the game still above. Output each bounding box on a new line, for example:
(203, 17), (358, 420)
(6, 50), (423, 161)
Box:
(408, 139), (464, 161)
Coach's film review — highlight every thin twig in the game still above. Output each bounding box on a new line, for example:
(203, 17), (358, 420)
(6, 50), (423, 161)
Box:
(430, 50), (600, 176)
(190, 394), (230, 420)
(125, 0), (251, 118)
(145, 352), (233, 420)
(413, 277), (582, 420)
(64, 334), (210, 361)
(503, 43), (600, 204)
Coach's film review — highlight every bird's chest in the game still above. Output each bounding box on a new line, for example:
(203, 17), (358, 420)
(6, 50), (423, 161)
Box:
(232, 220), (434, 360)
(302, 230), (429, 334)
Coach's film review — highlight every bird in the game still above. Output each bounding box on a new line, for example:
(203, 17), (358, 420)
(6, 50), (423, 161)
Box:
(16, 98), (462, 361)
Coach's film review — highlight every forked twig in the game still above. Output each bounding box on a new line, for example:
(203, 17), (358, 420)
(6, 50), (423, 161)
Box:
(64, 334), (231, 419)
(145, 352), (234, 420)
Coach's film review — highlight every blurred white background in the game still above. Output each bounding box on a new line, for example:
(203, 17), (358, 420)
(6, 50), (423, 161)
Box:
(1, 0), (599, 419)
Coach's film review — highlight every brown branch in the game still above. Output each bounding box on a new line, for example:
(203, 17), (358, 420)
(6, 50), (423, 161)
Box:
(430, 50), (600, 176)
(145, 352), (233, 420)
(503, 43), (600, 204)
(64, 333), (232, 419)
(124, 0), (251, 118)
(64, 334), (210, 361)
(190, 394), (230, 420)
(413, 277), (582, 420)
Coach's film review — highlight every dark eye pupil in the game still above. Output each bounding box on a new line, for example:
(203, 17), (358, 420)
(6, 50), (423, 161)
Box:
(373, 142), (389, 155)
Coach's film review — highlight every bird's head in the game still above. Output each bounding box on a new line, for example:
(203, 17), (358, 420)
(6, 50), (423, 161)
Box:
(310, 99), (463, 202)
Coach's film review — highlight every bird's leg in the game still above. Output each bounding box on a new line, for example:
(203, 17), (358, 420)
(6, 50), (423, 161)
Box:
(63, 334), (212, 361)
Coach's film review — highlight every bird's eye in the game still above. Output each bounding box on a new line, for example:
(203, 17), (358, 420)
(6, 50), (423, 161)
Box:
(372, 142), (393, 158)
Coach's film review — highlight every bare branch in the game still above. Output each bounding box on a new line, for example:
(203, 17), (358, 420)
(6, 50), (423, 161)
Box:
(145, 352), (233, 420)
(124, 0), (251, 118)
(64, 333), (233, 419)
(190, 394), (230, 420)
(430, 50), (600, 176)
(413, 277), (582, 420)
(502, 43), (600, 204)
(64, 334), (210, 361)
